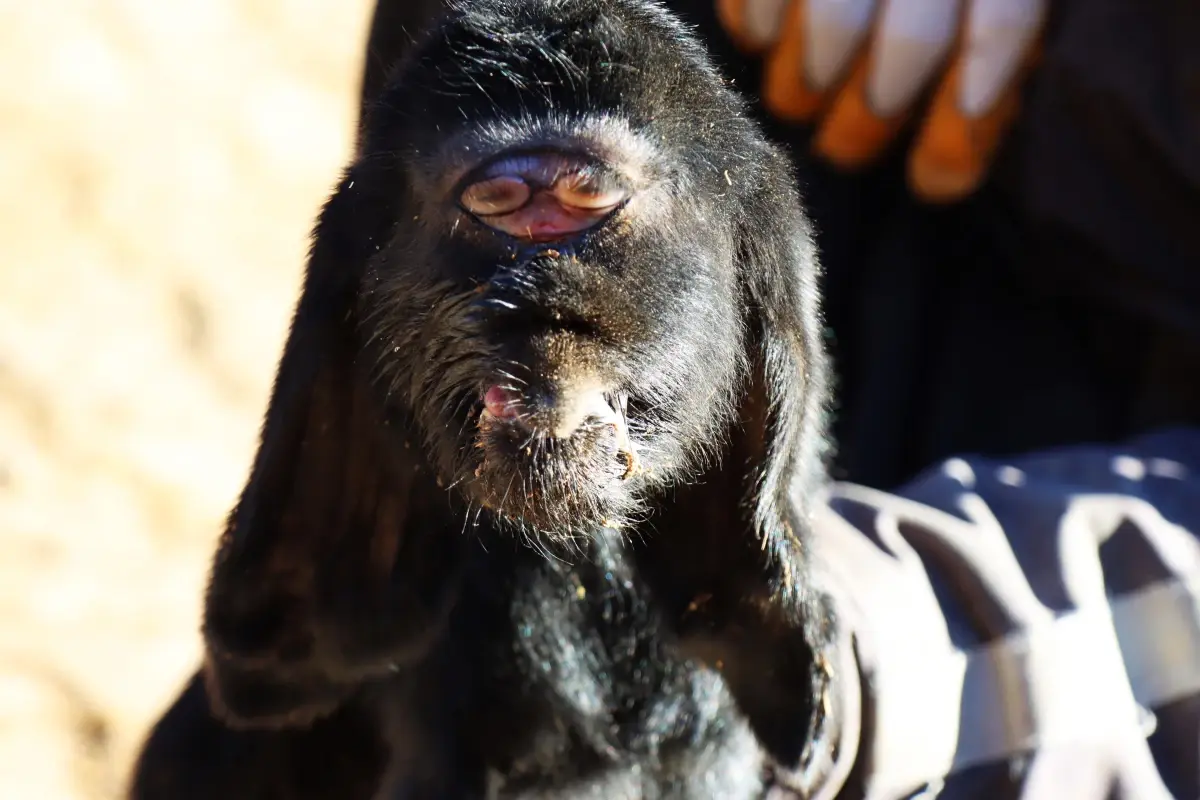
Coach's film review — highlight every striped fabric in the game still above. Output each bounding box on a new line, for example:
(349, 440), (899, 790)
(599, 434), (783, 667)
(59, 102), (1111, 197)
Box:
(805, 428), (1200, 799)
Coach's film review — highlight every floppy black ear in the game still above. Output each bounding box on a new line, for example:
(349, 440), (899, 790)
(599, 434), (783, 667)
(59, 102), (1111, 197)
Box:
(692, 151), (841, 778)
(199, 161), (462, 730)
(356, 0), (445, 134)
(733, 154), (834, 609)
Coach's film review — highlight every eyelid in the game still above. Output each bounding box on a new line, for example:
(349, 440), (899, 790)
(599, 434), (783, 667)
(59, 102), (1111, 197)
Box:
(470, 151), (628, 194)
(460, 175), (533, 217)
(453, 149), (632, 233)
(553, 174), (627, 210)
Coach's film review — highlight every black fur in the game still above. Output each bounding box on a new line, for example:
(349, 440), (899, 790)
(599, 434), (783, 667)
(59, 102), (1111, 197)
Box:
(129, 1), (837, 797)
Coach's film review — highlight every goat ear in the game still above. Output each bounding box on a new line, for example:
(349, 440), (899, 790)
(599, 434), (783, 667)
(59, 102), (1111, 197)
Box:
(200, 162), (460, 730)
(733, 156), (833, 607)
(709, 154), (840, 772)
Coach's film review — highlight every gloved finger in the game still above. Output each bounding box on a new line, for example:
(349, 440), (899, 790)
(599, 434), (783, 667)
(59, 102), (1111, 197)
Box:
(761, 0), (878, 122)
(814, 0), (965, 169)
(716, 0), (791, 52)
(811, 54), (909, 168)
(908, 0), (1047, 202)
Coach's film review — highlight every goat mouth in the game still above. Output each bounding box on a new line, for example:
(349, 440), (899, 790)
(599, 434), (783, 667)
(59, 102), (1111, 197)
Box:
(474, 383), (641, 483)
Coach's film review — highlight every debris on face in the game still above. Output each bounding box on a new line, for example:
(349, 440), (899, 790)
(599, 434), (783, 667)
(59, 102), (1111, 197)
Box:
(618, 449), (641, 481)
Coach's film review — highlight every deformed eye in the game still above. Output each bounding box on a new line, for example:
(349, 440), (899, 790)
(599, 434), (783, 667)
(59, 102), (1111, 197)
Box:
(460, 175), (532, 216)
(553, 173), (627, 211)
(455, 152), (631, 241)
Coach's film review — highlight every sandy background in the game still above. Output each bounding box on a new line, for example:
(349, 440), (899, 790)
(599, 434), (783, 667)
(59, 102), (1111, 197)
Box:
(0, 1), (376, 796)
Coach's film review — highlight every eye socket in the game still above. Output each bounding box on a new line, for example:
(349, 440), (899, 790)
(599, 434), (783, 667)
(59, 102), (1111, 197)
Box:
(553, 173), (627, 211)
(460, 175), (532, 216)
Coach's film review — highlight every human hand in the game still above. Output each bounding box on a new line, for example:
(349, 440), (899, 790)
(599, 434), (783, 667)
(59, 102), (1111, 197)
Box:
(717, 0), (1048, 202)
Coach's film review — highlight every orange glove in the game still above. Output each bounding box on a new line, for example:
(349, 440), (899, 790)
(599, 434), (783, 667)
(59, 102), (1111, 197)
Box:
(718, 0), (1047, 203)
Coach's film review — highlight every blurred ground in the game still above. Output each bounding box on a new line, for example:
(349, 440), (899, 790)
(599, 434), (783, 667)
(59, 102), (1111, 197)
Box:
(0, 1), (375, 796)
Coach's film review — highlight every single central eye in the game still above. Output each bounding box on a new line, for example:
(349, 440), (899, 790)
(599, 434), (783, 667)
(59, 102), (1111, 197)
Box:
(461, 175), (532, 216)
(553, 174), (627, 210)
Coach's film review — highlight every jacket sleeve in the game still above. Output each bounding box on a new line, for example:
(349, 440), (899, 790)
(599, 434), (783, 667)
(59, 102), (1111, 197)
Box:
(812, 427), (1200, 799)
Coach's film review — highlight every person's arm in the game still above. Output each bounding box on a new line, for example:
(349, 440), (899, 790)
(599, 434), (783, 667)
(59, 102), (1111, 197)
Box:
(811, 430), (1200, 797)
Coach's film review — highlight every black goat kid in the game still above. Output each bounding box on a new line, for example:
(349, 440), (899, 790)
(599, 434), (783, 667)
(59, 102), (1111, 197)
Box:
(130, 1), (839, 797)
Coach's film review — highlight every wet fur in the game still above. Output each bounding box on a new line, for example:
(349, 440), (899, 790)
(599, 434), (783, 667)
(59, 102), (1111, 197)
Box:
(129, 1), (837, 797)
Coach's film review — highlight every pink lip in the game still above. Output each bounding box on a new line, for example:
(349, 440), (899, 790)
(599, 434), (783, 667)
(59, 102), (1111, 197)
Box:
(483, 385), (521, 420)
(478, 382), (641, 480)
